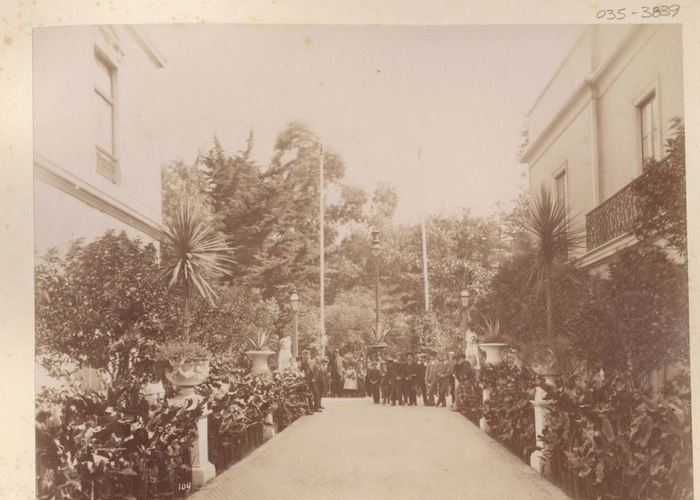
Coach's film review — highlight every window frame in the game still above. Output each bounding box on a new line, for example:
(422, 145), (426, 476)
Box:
(553, 162), (568, 216)
(634, 79), (662, 174)
(94, 46), (120, 183)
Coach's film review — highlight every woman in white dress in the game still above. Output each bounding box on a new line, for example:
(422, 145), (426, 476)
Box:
(343, 366), (358, 397)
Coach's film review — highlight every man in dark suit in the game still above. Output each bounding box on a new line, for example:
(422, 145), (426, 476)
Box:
(381, 358), (392, 404)
(366, 361), (382, 404)
(416, 354), (428, 404)
(393, 354), (406, 406)
(404, 353), (418, 406)
(300, 350), (321, 411)
(315, 357), (328, 409)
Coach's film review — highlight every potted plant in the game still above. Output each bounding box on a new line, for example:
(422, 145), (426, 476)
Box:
(246, 327), (274, 377)
(366, 324), (391, 355)
(478, 318), (510, 365)
(158, 340), (212, 404)
(158, 199), (234, 391)
(518, 337), (572, 384)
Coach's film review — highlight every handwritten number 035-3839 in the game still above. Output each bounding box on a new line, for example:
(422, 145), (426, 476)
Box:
(597, 5), (680, 20)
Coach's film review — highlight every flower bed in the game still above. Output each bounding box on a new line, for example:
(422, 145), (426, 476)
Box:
(456, 357), (537, 462)
(541, 370), (693, 500)
(36, 371), (313, 499)
(456, 359), (693, 500)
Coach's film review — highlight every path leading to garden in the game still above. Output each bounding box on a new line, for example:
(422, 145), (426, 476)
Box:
(190, 398), (569, 500)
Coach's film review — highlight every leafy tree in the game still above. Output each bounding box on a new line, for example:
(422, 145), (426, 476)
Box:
(35, 231), (178, 375)
(633, 118), (687, 255)
(571, 245), (689, 375)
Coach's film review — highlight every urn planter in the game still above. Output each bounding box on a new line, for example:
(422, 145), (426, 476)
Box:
(140, 381), (165, 407)
(164, 358), (215, 487)
(478, 342), (508, 365)
(246, 350), (274, 377)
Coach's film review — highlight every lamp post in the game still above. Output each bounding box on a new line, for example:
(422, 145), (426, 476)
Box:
(370, 229), (381, 337)
(460, 289), (470, 351)
(290, 288), (300, 359)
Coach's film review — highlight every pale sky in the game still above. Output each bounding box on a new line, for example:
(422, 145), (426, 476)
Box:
(147, 24), (583, 223)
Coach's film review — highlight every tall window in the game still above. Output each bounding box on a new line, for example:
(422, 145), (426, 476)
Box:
(95, 51), (118, 182)
(639, 92), (659, 168)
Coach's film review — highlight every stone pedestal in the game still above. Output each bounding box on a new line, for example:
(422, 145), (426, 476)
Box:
(529, 383), (553, 475)
(479, 387), (491, 433)
(168, 389), (216, 488)
(262, 412), (276, 442)
(191, 414), (216, 487)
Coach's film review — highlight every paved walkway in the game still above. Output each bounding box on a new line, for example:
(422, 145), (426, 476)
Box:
(191, 398), (569, 500)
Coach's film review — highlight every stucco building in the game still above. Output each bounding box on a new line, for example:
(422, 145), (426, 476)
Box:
(33, 26), (167, 255)
(521, 24), (684, 268)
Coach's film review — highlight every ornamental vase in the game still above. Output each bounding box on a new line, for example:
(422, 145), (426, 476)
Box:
(246, 350), (274, 377)
(165, 359), (210, 388)
(478, 343), (508, 365)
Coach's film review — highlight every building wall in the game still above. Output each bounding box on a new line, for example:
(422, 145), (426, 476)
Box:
(596, 25), (684, 199)
(33, 26), (165, 255)
(524, 24), (683, 263)
(527, 103), (594, 258)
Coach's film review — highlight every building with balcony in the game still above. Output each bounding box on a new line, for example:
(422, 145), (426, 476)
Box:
(521, 24), (684, 269)
(33, 26), (167, 256)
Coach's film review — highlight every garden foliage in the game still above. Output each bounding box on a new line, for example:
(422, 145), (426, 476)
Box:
(542, 370), (693, 500)
(36, 369), (313, 499)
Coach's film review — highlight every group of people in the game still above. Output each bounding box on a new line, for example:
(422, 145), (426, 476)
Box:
(367, 351), (472, 408)
(296, 348), (474, 411)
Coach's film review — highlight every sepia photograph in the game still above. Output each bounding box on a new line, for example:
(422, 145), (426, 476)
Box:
(30, 20), (691, 500)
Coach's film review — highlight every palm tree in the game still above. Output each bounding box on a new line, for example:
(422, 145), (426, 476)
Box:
(523, 185), (582, 338)
(160, 199), (235, 338)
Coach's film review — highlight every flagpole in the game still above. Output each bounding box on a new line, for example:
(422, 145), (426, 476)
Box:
(319, 144), (326, 357)
(418, 148), (430, 313)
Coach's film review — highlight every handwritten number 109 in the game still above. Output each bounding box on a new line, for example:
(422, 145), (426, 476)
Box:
(596, 5), (680, 20)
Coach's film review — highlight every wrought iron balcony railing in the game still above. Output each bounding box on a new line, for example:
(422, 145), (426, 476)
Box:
(585, 166), (654, 251)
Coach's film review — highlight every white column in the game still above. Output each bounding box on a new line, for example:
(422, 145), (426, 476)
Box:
(479, 387), (491, 433)
(191, 412), (216, 487)
(530, 376), (555, 474)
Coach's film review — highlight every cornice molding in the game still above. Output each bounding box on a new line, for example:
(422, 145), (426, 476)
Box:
(125, 26), (167, 69)
(522, 25), (648, 165)
(34, 154), (165, 243)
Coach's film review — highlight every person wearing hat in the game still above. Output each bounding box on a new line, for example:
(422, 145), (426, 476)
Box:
(392, 353), (407, 406)
(315, 357), (329, 408)
(447, 351), (457, 405)
(380, 358), (392, 404)
(366, 361), (382, 404)
(416, 354), (428, 404)
(404, 353), (418, 406)
(436, 352), (452, 407)
(300, 350), (321, 411)
(424, 351), (438, 406)
(383, 357), (397, 405)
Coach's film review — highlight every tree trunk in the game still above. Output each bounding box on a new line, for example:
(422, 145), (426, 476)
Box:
(545, 275), (553, 338)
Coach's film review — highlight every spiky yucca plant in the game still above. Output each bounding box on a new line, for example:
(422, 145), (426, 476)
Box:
(523, 185), (582, 338)
(367, 324), (391, 345)
(160, 199), (234, 338)
(248, 327), (272, 351)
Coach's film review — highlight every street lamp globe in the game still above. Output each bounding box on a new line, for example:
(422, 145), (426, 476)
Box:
(290, 289), (299, 312)
(460, 289), (470, 308)
(370, 228), (381, 257)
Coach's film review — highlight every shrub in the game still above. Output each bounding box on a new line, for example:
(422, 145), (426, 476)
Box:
(35, 231), (180, 377)
(541, 371), (693, 500)
(480, 356), (538, 461)
(455, 365), (482, 424)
